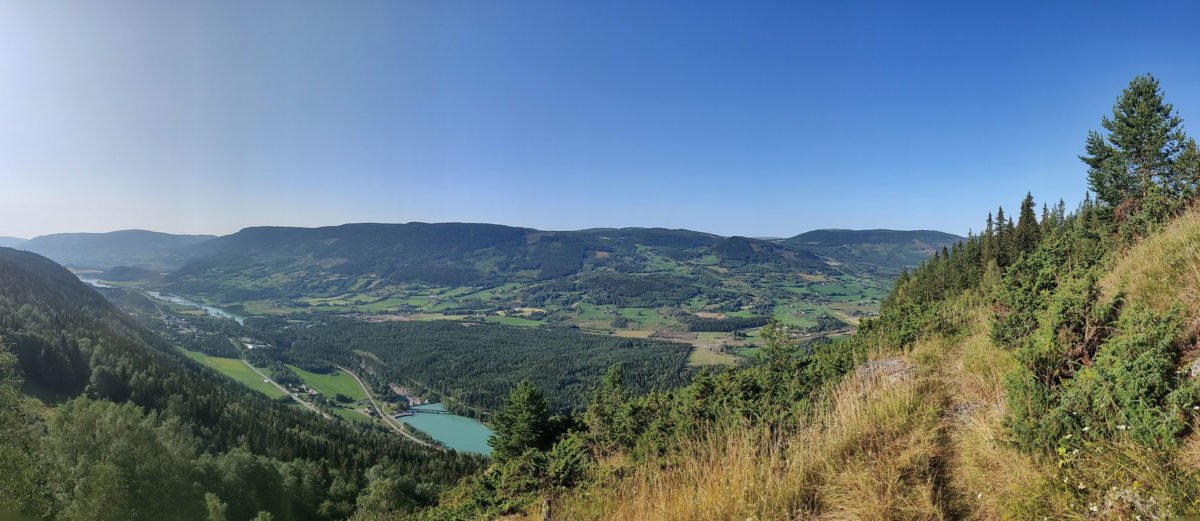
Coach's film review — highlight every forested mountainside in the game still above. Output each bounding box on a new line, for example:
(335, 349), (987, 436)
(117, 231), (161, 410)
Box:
(164, 224), (830, 298)
(19, 229), (214, 271)
(0, 247), (483, 520)
(374, 75), (1200, 520)
(780, 228), (961, 275)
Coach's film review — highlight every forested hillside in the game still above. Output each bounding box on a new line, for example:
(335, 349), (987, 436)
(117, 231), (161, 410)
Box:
(163, 223), (835, 300)
(382, 75), (1200, 520)
(781, 228), (961, 275)
(0, 247), (483, 520)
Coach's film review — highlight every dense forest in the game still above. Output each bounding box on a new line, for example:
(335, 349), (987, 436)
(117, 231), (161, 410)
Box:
(0, 247), (484, 520)
(251, 318), (693, 415)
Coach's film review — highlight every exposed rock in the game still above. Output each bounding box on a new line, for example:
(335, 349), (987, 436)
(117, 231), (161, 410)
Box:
(1189, 357), (1200, 378)
(855, 357), (916, 384)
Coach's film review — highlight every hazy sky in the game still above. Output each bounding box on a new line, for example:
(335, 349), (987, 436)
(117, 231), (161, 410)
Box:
(2, 1), (1199, 239)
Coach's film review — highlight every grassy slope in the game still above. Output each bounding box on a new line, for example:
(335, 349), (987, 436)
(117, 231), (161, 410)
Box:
(553, 296), (1070, 520)
(546, 210), (1200, 520)
(176, 349), (287, 399)
(286, 364), (368, 400)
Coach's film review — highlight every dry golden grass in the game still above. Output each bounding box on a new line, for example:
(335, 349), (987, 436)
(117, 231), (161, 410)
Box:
(556, 351), (949, 521)
(1103, 208), (1200, 322)
(547, 298), (1094, 521)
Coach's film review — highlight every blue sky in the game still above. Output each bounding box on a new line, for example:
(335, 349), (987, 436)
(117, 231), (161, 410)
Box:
(2, 1), (1199, 238)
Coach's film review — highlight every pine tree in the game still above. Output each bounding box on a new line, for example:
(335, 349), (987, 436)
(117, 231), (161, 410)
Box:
(1081, 74), (1192, 218)
(488, 380), (553, 462)
(584, 364), (632, 452)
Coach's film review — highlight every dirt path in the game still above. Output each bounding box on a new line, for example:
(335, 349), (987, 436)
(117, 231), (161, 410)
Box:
(907, 329), (1008, 520)
(241, 360), (332, 419)
(336, 364), (437, 449)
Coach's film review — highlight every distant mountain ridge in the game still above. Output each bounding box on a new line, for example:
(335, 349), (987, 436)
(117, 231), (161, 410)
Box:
(0, 236), (25, 248)
(20, 223), (959, 303)
(19, 229), (216, 270)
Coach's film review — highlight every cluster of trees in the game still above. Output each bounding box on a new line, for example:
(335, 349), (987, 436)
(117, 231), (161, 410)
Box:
(0, 248), (484, 520)
(676, 312), (770, 332)
(521, 272), (714, 308)
(886, 75), (1200, 457)
(254, 319), (694, 415)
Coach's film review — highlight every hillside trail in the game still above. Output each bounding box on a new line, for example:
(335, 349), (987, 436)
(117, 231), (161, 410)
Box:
(901, 323), (1020, 521)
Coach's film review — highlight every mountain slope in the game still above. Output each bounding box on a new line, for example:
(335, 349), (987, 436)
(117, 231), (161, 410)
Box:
(164, 222), (840, 302)
(0, 247), (482, 520)
(0, 236), (24, 248)
(20, 229), (215, 270)
(781, 228), (962, 274)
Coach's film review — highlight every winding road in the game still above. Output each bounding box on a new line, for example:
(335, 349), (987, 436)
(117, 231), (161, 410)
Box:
(336, 365), (436, 449)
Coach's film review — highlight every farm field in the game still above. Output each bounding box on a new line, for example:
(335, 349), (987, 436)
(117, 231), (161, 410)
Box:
(177, 348), (286, 398)
(686, 348), (740, 366)
(329, 404), (373, 423)
(287, 364), (367, 400)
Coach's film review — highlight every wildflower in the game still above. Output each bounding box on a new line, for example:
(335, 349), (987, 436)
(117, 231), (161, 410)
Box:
(1117, 424), (1128, 430)
(1082, 426), (1089, 431)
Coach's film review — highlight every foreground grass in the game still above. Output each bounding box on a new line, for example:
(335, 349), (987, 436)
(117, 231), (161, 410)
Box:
(550, 298), (1079, 521)
(556, 348), (949, 520)
(1104, 209), (1200, 321)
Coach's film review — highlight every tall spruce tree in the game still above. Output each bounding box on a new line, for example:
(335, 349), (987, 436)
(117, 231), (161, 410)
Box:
(994, 207), (1008, 266)
(982, 212), (996, 264)
(1014, 192), (1041, 255)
